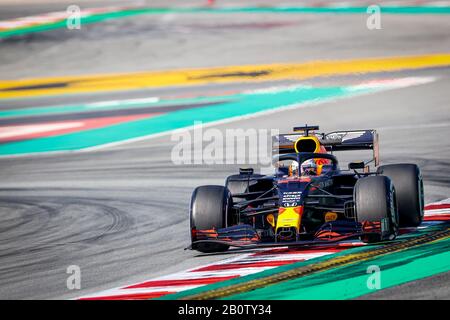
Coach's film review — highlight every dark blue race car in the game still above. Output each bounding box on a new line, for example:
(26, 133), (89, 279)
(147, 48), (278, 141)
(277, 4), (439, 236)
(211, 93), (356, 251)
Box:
(189, 125), (424, 253)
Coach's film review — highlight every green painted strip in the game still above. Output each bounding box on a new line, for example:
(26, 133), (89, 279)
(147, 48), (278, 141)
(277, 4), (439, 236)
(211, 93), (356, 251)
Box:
(189, 6), (450, 14)
(1, 6), (449, 39)
(0, 96), (228, 119)
(0, 85), (371, 155)
(225, 237), (450, 300)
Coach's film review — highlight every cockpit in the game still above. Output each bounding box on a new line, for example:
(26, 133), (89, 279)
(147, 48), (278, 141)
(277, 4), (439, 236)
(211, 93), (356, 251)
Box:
(275, 153), (338, 178)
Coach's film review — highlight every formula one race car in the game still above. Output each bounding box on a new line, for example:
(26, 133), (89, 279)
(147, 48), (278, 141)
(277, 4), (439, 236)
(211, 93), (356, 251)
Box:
(189, 125), (424, 253)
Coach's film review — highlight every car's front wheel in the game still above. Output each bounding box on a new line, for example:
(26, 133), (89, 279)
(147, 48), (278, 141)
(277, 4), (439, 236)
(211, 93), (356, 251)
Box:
(354, 176), (399, 243)
(190, 185), (231, 253)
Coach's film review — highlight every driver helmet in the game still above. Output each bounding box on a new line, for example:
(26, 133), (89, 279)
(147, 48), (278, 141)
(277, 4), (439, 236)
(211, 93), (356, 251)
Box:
(301, 159), (318, 176)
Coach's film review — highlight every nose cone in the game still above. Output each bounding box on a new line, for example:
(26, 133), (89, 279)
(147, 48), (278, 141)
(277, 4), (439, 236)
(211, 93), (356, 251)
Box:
(276, 206), (304, 240)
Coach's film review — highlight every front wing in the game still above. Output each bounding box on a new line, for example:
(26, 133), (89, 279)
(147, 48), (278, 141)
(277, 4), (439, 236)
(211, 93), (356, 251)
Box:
(188, 221), (379, 250)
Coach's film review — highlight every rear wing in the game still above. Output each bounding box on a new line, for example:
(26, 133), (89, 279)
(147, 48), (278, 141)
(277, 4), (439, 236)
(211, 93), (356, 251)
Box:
(273, 129), (379, 166)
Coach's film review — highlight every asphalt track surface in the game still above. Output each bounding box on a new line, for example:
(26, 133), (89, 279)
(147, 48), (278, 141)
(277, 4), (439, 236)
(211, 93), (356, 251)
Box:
(0, 1), (450, 299)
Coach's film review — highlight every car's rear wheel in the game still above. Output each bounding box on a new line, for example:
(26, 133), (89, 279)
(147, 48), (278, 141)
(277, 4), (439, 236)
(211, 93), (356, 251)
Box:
(377, 164), (424, 227)
(190, 185), (231, 253)
(354, 176), (399, 243)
